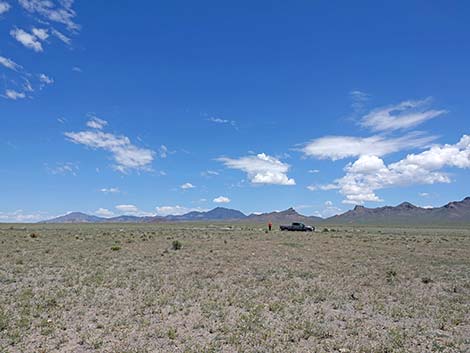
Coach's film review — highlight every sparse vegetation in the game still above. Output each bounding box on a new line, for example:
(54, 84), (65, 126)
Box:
(171, 240), (182, 250)
(0, 223), (469, 352)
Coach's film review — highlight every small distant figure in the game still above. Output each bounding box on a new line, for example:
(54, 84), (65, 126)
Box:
(268, 222), (272, 231)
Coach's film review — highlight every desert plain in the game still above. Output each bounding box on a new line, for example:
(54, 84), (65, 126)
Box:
(0, 223), (469, 352)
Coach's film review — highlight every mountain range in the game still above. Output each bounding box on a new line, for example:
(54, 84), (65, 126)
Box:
(40, 197), (470, 225)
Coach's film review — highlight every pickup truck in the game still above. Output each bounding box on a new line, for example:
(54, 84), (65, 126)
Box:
(280, 222), (315, 232)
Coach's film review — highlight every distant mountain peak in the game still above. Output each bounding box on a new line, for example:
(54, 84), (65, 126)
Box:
(397, 202), (417, 209)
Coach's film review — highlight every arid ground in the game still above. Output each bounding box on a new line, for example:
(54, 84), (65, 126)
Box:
(0, 223), (469, 352)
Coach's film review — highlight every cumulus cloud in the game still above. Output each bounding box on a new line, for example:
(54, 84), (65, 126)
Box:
(301, 134), (435, 161)
(218, 153), (295, 185)
(213, 196), (231, 204)
(180, 182), (195, 189)
(360, 98), (446, 132)
(0, 56), (22, 71)
(312, 201), (342, 218)
(38, 73), (54, 84)
(155, 205), (207, 216)
(18, 0), (79, 31)
(65, 122), (155, 173)
(114, 205), (154, 216)
(10, 27), (47, 52)
(95, 208), (114, 217)
(328, 135), (470, 204)
(3, 89), (26, 100)
(0, 210), (49, 223)
(86, 116), (108, 129)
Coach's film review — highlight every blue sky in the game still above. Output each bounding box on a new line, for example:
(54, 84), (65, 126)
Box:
(1, 1), (469, 222)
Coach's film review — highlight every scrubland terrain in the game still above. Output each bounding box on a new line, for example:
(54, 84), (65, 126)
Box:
(0, 223), (469, 352)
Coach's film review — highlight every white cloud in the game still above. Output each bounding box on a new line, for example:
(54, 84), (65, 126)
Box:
(95, 208), (114, 217)
(350, 90), (370, 112)
(39, 73), (54, 85)
(115, 204), (139, 214)
(72, 66), (81, 72)
(201, 170), (219, 177)
(207, 117), (237, 127)
(0, 2), (11, 14)
(313, 201), (342, 218)
(301, 134), (435, 161)
(51, 28), (71, 44)
(213, 196), (231, 204)
(180, 182), (195, 189)
(45, 162), (78, 175)
(18, 0), (79, 31)
(308, 169), (320, 174)
(0, 210), (49, 223)
(65, 123), (155, 173)
(306, 185), (317, 191)
(159, 145), (168, 158)
(3, 89), (26, 100)
(115, 205), (155, 217)
(10, 28), (45, 52)
(328, 135), (470, 204)
(218, 153), (296, 185)
(0, 56), (22, 71)
(86, 116), (108, 129)
(419, 192), (429, 197)
(32, 27), (48, 40)
(155, 205), (208, 216)
(360, 98), (446, 132)
(100, 187), (120, 194)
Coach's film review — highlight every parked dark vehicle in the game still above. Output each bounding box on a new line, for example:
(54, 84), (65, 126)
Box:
(280, 222), (315, 231)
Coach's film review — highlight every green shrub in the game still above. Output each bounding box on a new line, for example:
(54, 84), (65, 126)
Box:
(172, 240), (182, 250)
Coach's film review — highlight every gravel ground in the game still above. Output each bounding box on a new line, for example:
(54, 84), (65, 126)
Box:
(0, 223), (469, 352)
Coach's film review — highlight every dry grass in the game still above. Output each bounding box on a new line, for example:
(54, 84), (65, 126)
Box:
(0, 223), (469, 352)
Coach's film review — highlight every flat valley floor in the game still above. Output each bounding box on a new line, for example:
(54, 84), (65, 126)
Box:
(0, 224), (469, 352)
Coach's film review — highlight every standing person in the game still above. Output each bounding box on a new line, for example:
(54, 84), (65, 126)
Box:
(268, 222), (272, 231)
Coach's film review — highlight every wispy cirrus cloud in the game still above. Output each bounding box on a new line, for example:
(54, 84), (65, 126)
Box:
(86, 115), (108, 129)
(218, 153), (295, 185)
(100, 187), (120, 194)
(51, 28), (71, 44)
(18, 0), (79, 31)
(45, 162), (79, 175)
(65, 121), (155, 173)
(0, 56), (22, 71)
(301, 133), (435, 161)
(360, 98), (446, 132)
